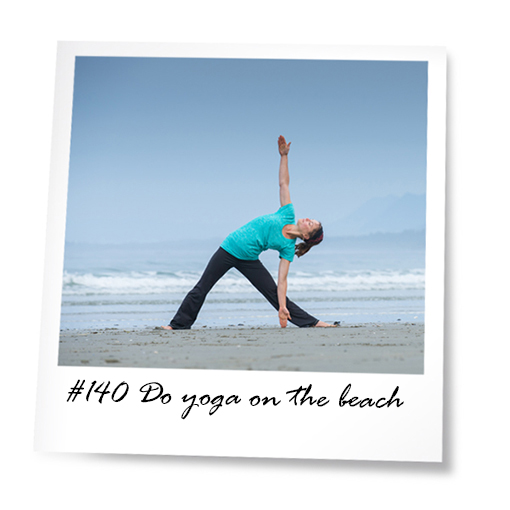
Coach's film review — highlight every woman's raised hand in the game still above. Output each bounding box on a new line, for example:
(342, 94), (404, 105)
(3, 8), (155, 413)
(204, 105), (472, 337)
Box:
(278, 135), (291, 156)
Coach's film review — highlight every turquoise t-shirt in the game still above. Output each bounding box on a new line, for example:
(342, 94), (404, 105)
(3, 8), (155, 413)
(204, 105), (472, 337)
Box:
(221, 203), (296, 262)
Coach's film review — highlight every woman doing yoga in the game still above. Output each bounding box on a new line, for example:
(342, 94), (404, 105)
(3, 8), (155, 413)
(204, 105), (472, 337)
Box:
(161, 135), (333, 330)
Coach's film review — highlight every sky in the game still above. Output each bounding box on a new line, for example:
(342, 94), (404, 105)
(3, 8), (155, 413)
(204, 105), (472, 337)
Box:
(65, 56), (428, 243)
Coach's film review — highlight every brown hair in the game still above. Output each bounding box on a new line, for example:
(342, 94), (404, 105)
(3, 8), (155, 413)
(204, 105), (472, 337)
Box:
(295, 224), (324, 258)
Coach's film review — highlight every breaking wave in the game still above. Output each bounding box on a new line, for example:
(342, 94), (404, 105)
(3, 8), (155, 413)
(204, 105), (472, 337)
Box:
(62, 269), (425, 296)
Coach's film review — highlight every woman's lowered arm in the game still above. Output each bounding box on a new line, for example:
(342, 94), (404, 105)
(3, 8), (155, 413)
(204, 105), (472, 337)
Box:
(277, 257), (291, 327)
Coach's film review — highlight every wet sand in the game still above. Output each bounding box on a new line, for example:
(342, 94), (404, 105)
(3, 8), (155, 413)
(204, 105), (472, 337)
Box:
(58, 322), (424, 374)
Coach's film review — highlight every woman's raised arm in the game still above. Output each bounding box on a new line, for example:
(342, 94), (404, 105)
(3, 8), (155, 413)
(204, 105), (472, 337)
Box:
(278, 135), (291, 207)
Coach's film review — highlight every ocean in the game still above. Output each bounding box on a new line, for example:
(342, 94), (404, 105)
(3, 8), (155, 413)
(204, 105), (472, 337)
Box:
(60, 232), (426, 330)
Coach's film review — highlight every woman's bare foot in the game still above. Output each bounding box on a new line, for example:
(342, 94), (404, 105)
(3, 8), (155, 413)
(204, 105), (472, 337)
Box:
(159, 325), (173, 330)
(314, 320), (336, 327)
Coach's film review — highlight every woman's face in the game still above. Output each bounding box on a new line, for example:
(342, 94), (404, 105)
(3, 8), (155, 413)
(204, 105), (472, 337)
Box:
(298, 218), (321, 240)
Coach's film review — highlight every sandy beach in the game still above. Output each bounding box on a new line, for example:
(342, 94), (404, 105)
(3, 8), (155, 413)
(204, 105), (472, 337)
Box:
(58, 322), (424, 374)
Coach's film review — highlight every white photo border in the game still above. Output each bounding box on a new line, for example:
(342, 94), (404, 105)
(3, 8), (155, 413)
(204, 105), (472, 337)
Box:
(35, 42), (446, 462)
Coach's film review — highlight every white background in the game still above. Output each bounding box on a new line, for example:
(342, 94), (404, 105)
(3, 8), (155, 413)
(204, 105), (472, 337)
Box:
(1, 1), (508, 508)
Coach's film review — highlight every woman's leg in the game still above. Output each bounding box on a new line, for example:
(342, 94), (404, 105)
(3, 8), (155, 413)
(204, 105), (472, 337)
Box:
(169, 248), (235, 329)
(235, 259), (319, 328)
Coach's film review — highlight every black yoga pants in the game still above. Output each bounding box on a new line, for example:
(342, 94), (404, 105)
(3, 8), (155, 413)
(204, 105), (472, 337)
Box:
(169, 247), (319, 329)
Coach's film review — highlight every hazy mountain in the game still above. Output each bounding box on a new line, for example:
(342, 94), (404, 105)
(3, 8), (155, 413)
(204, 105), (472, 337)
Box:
(327, 193), (426, 236)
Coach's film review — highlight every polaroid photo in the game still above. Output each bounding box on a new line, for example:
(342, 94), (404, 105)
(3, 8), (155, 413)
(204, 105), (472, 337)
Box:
(35, 42), (446, 462)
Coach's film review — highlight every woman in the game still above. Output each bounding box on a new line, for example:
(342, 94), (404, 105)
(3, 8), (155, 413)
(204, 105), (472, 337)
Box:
(161, 135), (333, 330)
